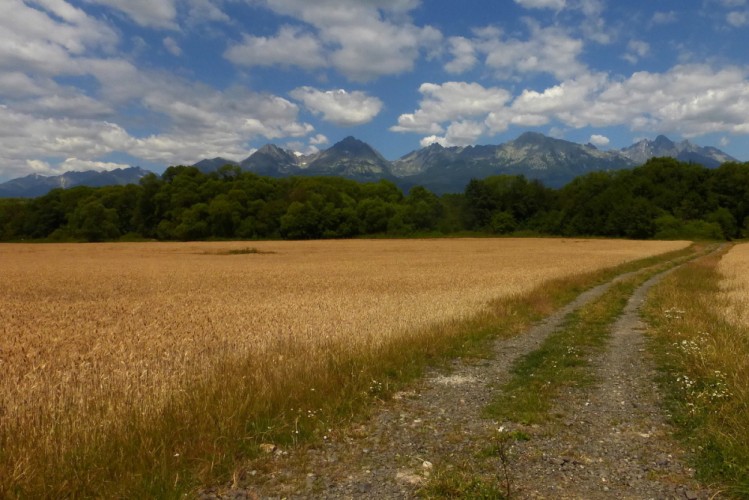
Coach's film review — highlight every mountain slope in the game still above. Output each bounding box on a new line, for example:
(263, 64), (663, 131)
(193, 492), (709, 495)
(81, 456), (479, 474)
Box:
(395, 132), (637, 192)
(241, 144), (301, 176)
(304, 136), (393, 180)
(0, 167), (151, 198)
(621, 135), (736, 167)
(1, 133), (738, 199)
(193, 157), (239, 173)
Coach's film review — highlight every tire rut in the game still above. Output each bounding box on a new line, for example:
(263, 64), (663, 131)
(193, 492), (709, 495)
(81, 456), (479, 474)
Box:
(199, 261), (712, 499)
(507, 266), (717, 499)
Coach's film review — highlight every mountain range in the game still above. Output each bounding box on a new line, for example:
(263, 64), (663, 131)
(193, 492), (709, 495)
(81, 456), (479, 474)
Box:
(0, 167), (150, 198)
(0, 134), (738, 197)
(202, 133), (737, 193)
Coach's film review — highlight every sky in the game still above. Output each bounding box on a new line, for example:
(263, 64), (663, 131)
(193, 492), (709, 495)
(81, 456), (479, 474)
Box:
(1, 0), (749, 182)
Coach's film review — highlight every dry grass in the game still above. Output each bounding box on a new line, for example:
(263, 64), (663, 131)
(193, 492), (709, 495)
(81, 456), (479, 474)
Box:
(644, 243), (749, 494)
(0, 238), (688, 496)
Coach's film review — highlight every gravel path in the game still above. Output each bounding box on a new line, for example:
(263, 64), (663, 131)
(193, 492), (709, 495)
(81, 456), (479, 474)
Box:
(200, 263), (715, 499)
(507, 268), (715, 499)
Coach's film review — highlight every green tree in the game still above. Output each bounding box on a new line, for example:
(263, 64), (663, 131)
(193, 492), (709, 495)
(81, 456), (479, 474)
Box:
(67, 198), (121, 242)
(490, 211), (517, 234)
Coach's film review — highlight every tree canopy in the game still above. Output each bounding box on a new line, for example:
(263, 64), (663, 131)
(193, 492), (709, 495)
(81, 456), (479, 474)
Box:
(1, 158), (747, 242)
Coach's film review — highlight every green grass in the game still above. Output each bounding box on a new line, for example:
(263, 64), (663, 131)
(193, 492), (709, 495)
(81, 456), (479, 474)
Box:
(644, 248), (749, 497)
(483, 279), (635, 424)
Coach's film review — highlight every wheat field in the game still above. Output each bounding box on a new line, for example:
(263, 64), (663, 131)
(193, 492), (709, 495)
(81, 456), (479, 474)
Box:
(0, 238), (687, 494)
(718, 242), (749, 327)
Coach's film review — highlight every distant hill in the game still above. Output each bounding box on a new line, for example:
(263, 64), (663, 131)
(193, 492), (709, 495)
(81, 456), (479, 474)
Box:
(0, 167), (151, 198)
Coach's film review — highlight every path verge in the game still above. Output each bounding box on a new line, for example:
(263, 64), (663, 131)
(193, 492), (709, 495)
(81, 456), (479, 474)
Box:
(199, 248), (705, 499)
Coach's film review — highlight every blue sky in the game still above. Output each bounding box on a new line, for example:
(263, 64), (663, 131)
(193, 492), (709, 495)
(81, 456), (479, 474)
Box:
(1, 0), (748, 181)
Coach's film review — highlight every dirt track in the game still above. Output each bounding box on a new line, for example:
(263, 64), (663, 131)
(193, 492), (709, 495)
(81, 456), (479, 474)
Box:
(200, 259), (715, 499)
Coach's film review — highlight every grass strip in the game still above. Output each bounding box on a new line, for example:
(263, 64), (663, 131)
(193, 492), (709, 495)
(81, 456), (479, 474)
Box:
(484, 278), (636, 424)
(0, 244), (701, 499)
(484, 244), (710, 425)
(643, 247), (749, 497)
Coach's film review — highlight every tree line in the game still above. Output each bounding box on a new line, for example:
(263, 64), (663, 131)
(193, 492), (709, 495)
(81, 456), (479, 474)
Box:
(0, 157), (747, 242)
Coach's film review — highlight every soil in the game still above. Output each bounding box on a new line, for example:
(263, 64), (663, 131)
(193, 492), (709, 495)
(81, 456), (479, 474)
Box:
(198, 263), (718, 499)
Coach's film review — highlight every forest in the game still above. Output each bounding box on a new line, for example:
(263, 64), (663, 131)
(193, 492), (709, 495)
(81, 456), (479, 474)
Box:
(0, 157), (747, 242)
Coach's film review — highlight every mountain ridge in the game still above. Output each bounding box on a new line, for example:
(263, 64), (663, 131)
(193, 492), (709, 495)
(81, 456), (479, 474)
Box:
(0, 134), (738, 197)
(0, 167), (150, 198)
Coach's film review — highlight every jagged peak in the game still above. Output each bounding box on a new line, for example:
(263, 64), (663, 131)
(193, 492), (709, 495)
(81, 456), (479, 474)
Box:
(653, 135), (675, 147)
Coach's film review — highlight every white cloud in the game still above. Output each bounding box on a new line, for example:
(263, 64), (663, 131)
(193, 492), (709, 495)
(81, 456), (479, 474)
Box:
(589, 134), (610, 146)
(395, 65), (749, 147)
(163, 36), (182, 56)
(0, 0), (117, 75)
(326, 21), (442, 82)
(254, 0), (443, 81)
(444, 36), (478, 74)
(420, 120), (486, 148)
(309, 134), (329, 146)
(476, 22), (586, 80)
(420, 135), (446, 147)
(574, 0), (612, 44)
(224, 25), (327, 70)
(514, 0), (566, 9)
(84, 0), (178, 29)
(391, 81), (512, 134)
(0, 55), (319, 180)
(432, 120), (486, 147)
(727, 11), (749, 26)
(185, 0), (230, 25)
(624, 40), (650, 64)
(560, 65), (749, 137)
(60, 158), (132, 173)
(290, 87), (383, 126)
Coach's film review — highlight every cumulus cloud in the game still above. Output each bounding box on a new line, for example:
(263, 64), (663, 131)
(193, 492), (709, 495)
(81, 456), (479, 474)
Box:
(589, 134), (610, 146)
(252, 0), (443, 81)
(394, 65), (749, 146)
(84, 0), (178, 29)
(290, 87), (383, 126)
(530, 65), (749, 136)
(391, 81), (512, 134)
(444, 36), (478, 74)
(421, 120), (485, 148)
(0, 0), (118, 75)
(0, 51), (318, 180)
(224, 25), (327, 70)
(60, 158), (133, 173)
(472, 22), (586, 80)
(309, 134), (329, 146)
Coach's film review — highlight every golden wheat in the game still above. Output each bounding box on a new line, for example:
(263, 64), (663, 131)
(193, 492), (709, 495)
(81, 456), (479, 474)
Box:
(0, 238), (687, 490)
(717, 242), (749, 327)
